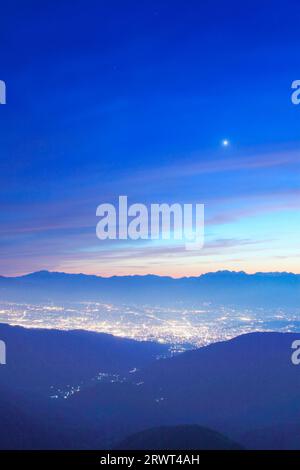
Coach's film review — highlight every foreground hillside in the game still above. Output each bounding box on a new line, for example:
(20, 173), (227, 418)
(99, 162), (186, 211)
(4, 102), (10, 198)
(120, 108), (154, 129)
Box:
(0, 325), (300, 449)
(66, 331), (300, 449)
(115, 425), (243, 450)
(0, 323), (169, 392)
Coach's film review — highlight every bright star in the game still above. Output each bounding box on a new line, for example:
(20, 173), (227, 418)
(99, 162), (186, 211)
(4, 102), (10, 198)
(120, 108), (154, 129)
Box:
(222, 139), (230, 147)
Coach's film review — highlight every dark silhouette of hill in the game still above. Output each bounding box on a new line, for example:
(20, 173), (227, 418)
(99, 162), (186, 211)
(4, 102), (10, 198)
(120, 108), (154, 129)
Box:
(0, 270), (299, 307)
(0, 323), (169, 449)
(130, 332), (300, 442)
(114, 425), (243, 450)
(1, 329), (300, 449)
(0, 388), (72, 449)
(0, 323), (169, 393)
(67, 332), (300, 449)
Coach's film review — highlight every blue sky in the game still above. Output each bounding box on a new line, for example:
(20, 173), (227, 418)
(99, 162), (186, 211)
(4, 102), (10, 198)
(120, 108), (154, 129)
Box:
(1, 0), (300, 276)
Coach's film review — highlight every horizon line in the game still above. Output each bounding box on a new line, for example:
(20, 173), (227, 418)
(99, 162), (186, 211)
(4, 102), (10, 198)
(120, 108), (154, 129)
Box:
(1, 268), (299, 280)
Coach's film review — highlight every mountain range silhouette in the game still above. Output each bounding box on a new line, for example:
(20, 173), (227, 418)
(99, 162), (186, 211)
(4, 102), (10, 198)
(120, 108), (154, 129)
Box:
(0, 270), (299, 307)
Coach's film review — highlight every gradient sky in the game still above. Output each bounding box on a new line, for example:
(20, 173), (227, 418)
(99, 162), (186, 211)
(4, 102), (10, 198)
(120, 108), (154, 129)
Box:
(1, 0), (300, 277)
